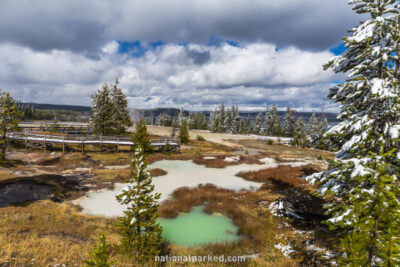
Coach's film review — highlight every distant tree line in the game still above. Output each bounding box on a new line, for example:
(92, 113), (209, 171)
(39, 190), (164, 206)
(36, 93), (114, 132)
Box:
(16, 102), (87, 122)
(150, 103), (329, 148)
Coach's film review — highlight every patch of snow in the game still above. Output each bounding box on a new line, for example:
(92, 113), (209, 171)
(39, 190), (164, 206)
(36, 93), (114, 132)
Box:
(348, 20), (375, 44)
(104, 165), (130, 170)
(130, 217), (137, 224)
(389, 125), (400, 139)
(274, 243), (296, 257)
(223, 156), (240, 162)
(203, 156), (216, 160)
(268, 200), (284, 217)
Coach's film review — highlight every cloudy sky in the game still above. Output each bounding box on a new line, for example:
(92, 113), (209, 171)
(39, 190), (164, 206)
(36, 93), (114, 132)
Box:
(0, 0), (359, 112)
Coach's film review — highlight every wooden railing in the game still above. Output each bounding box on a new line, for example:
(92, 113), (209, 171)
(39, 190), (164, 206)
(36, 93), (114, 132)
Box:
(7, 132), (179, 153)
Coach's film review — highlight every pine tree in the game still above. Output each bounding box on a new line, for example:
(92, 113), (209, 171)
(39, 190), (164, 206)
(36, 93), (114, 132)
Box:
(116, 148), (162, 263)
(188, 112), (195, 129)
(264, 107), (270, 135)
(178, 108), (185, 126)
(218, 103), (225, 132)
(0, 91), (21, 162)
(254, 113), (263, 135)
(271, 106), (281, 136)
(132, 118), (152, 154)
(307, 113), (320, 146)
(239, 118), (245, 134)
(245, 115), (253, 134)
(178, 119), (189, 144)
(283, 107), (296, 137)
(224, 108), (233, 133)
(266, 107), (275, 135)
(200, 113), (208, 130)
(316, 117), (329, 149)
(232, 105), (241, 134)
(110, 78), (132, 135)
(306, 1), (400, 264)
(90, 84), (114, 135)
(209, 109), (218, 132)
(293, 117), (307, 147)
(156, 113), (172, 127)
(85, 233), (115, 267)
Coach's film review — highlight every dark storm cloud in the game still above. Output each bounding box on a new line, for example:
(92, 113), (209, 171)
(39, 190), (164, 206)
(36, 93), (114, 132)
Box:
(0, 0), (357, 52)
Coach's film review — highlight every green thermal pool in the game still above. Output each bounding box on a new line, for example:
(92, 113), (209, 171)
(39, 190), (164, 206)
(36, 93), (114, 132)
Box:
(157, 205), (241, 247)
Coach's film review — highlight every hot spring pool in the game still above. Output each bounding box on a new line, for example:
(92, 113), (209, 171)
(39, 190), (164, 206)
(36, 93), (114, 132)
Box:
(158, 205), (240, 247)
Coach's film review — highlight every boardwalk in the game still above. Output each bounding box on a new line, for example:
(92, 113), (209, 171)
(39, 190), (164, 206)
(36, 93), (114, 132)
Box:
(7, 132), (179, 153)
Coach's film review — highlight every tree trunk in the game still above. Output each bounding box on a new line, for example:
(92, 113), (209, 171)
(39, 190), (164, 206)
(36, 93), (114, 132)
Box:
(1, 134), (6, 161)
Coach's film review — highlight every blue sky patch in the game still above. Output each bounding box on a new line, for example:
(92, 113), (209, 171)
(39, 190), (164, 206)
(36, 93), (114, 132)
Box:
(330, 43), (346, 56)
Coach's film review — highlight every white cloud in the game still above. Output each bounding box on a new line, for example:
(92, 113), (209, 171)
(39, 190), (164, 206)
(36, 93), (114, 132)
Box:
(0, 41), (339, 111)
(0, 0), (357, 52)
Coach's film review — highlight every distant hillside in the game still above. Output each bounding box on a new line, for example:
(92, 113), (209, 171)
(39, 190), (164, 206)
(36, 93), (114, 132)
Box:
(22, 103), (92, 114)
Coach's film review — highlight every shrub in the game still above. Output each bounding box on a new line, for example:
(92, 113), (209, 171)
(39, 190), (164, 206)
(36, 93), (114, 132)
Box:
(84, 233), (115, 267)
(196, 135), (205, 141)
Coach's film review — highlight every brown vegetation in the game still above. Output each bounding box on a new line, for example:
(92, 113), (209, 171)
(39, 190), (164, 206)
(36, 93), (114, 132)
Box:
(237, 164), (319, 190)
(148, 168), (167, 177)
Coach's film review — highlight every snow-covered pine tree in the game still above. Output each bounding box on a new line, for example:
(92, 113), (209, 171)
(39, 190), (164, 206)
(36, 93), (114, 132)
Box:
(245, 115), (253, 134)
(156, 113), (172, 127)
(231, 105), (241, 133)
(307, 113), (320, 146)
(264, 107), (270, 135)
(110, 78), (132, 135)
(283, 107), (296, 137)
(315, 117), (329, 149)
(200, 113), (208, 130)
(266, 107), (275, 135)
(209, 109), (218, 132)
(254, 113), (264, 135)
(0, 91), (20, 162)
(116, 148), (162, 263)
(90, 84), (114, 135)
(222, 107), (232, 133)
(271, 106), (281, 136)
(293, 117), (307, 147)
(177, 108), (185, 126)
(218, 103), (225, 132)
(306, 0), (400, 264)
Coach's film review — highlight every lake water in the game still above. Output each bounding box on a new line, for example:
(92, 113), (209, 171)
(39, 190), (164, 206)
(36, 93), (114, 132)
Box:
(158, 205), (240, 247)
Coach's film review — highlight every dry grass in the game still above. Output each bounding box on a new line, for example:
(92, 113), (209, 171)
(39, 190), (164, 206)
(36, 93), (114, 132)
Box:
(89, 169), (131, 189)
(87, 152), (131, 165)
(148, 168), (167, 177)
(0, 171), (19, 182)
(237, 164), (319, 191)
(0, 200), (140, 266)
